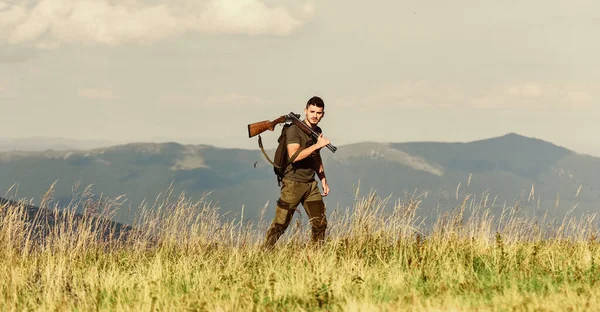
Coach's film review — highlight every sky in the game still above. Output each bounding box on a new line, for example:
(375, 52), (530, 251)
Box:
(1, 0), (599, 156)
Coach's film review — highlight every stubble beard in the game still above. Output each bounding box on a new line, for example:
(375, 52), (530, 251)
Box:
(305, 116), (319, 127)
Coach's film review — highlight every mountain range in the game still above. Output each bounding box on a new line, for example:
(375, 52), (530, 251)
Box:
(0, 196), (132, 241)
(1, 133), (599, 226)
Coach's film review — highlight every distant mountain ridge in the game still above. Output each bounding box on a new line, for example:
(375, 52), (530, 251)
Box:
(0, 196), (133, 240)
(390, 133), (572, 179)
(1, 133), (599, 225)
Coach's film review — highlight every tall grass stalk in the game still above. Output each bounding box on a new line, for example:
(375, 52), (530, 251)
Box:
(1, 185), (599, 311)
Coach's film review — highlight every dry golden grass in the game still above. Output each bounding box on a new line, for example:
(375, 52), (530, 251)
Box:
(1, 185), (599, 311)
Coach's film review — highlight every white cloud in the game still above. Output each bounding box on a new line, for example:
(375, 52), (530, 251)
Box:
(78, 88), (120, 100)
(0, 0), (313, 49)
(300, 0), (315, 17)
(506, 83), (542, 98)
(333, 81), (597, 110)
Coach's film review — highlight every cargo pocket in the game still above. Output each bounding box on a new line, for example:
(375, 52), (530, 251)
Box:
(275, 199), (293, 225)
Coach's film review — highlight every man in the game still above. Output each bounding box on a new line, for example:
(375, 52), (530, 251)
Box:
(264, 96), (331, 248)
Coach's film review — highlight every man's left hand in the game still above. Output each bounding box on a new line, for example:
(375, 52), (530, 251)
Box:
(321, 180), (330, 197)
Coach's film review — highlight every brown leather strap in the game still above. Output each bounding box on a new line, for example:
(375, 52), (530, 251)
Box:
(257, 134), (301, 168)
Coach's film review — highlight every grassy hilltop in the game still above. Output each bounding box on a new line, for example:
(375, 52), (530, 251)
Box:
(1, 187), (599, 311)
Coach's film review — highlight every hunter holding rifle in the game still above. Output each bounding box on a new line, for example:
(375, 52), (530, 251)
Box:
(247, 96), (335, 248)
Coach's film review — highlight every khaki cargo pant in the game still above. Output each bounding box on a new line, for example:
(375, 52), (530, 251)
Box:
(264, 178), (327, 248)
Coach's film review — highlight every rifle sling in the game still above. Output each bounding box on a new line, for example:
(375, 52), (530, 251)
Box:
(258, 135), (301, 169)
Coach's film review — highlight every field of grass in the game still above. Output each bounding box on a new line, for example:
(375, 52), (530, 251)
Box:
(1, 186), (599, 311)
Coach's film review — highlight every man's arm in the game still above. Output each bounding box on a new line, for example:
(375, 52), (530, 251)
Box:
(314, 153), (330, 196)
(315, 153), (326, 180)
(287, 143), (319, 163)
(287, 133), (331, 163)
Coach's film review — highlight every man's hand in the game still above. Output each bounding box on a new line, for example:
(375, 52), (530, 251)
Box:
(321, 179), (330, 197)
(316, 133), (331, 149)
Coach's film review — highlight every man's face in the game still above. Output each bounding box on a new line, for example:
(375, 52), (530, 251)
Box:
(304, 105), (325, 126)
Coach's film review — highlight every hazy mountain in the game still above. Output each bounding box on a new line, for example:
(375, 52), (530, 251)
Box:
(0, 196), (133, 241)
(0, 133), (598, 226)
(321, 134), (600, 220)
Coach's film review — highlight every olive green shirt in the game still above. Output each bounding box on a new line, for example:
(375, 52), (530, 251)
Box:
(284, 123), (322, 182)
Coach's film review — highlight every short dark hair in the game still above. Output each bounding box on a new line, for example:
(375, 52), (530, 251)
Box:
(306, 96), (325, 109)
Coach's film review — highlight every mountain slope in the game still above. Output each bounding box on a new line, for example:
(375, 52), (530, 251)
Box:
(0, 196), (133, 240)
(390, 133), (571, 179)
(0, 133), (598, 226)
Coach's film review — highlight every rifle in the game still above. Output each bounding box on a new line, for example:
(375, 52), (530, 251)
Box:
(247, 112), (337, 153)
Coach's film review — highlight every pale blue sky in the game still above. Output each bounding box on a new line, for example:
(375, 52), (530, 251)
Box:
(1, 0), (599, 156)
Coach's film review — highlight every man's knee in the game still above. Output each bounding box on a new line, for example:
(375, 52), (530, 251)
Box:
(304, 201), (327, 243)
(265, 198), (296, 248)
(277, 198), (291, 210)
(274, 198), (294, 226)
(304, 200), (327, 228)
(313, 217), (327, 233)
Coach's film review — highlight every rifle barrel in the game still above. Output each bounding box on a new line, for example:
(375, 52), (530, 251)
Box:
(288, 113), (337, 153)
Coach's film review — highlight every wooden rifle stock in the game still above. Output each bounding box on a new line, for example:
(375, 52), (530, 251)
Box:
(247, 116), (287, 138)
(248, 112), (336, 153)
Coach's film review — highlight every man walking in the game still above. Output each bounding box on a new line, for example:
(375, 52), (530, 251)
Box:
(264, 96), (331, 248)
